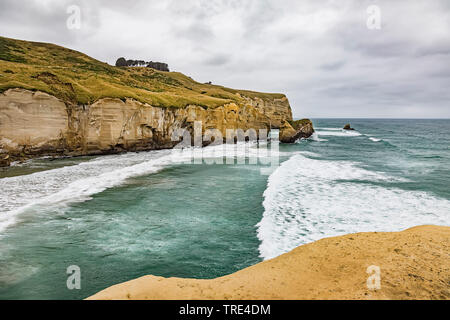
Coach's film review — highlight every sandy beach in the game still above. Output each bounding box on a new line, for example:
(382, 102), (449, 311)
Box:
(88, 225), (450, 300)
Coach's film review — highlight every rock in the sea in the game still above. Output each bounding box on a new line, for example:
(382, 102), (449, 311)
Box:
(343, 123), (355, 130)
(279, 119), (314, 143)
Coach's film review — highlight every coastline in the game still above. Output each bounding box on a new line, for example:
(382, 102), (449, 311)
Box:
(88, 225), (450, 300)
(1, 2), (449, 306)
(1, 37), (309, 168)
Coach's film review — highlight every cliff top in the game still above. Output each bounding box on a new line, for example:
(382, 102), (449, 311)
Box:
(0, 36), (285, 108)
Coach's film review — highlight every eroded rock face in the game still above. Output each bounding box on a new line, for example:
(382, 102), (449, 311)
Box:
(279, 119), (314, 143)
(0, 89), (296, 165)
(0, 89), (69, 161)
(0, 154), (9, 166)
(242, 96), (293, 129)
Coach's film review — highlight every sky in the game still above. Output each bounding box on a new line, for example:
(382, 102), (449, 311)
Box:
(0, 0), (449, 118)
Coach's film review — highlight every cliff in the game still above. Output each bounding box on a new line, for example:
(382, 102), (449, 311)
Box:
(0, 88), (292, 164)
(88, 225), (450, 300)
(279, 119), (314, 143)
(0, 36), (304, 165)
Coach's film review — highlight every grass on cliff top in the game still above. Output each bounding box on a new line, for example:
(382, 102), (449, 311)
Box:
(0, 36), (285, 108)
(288, 119), (312, 130)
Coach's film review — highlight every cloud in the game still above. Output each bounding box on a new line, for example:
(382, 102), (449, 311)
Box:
(320, 61), (346, 71)
(0, 0), (449, 118)
(0, 0), (101, 45)
(204, 54), (231, 66)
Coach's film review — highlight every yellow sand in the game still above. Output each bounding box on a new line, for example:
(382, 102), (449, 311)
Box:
(88, 225), (450, 300)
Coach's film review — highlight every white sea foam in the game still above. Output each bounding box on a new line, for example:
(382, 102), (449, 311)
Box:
(315, 127), (384, 142)
(0, 150), (174, 232)
(307, 132), (327, 142)
(314, 127), (342, 131)
(315, 127), (385, 142)
(297, 151), (321, 158)
(315, 130), (362, 137)
(0, 143), (288, 233)
(256, 154), (450, 260)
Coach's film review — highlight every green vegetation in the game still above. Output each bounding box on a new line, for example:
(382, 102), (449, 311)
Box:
(288, 119), (312, 130)
(0, 36), (285, 108)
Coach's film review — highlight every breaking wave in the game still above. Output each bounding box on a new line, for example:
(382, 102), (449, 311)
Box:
(315, 129), (362, 137)
(0, 143), (287, 233)
(256, 153), (450, 260)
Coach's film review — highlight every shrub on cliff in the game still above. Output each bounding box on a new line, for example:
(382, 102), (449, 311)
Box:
(147, 61), (169, 72)
(115, 57), (169, 71)
(115, 57), (127, 67)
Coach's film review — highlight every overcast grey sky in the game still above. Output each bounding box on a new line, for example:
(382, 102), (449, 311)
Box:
(1, 0), (449, 118)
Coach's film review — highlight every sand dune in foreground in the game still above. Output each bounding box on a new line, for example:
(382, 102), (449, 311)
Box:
(88, 225), (449, 300)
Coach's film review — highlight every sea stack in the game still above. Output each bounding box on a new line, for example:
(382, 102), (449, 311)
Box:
(343, 123), (355, 130)
(279, 119), (315, 143)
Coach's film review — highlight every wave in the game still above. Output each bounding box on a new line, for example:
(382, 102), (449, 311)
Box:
(307, 132), (327, 142)
(256, 154), (450, 260)
(0, 143), (290, 233)
(315, 130), (362, 137)
(314, 127), (342, 131)
(315, 128), (387, 144)
(0, 150), (174, 233)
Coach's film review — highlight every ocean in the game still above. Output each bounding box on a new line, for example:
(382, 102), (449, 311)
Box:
(0, 119), (449, 299)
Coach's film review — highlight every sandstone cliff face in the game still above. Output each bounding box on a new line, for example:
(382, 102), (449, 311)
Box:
(279, 119), (315, 143)
(242, 95), (293, 128)
(0, 89), (294, 165)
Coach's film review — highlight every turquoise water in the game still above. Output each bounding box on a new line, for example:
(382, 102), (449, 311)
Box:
(0, 119), (449, 299)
